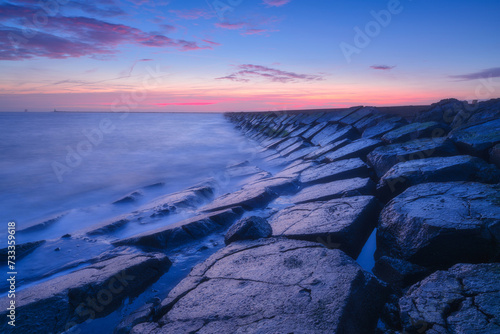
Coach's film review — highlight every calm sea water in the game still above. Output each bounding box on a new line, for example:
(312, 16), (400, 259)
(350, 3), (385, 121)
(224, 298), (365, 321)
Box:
(0, 112), (256, 239)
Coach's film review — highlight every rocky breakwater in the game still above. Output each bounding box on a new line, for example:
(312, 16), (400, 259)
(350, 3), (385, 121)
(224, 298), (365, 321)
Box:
(130, 98), (499, 333)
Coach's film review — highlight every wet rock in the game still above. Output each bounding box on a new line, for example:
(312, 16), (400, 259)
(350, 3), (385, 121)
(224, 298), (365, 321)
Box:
(399, 263), (500, 333)
(0, 252), (171, 334)
(284, 146), (317, 162)
(225, 162), (264, 178)
(270, 196), (380, 258)
(339, 107), (379, 125)
(362, 117), (408, 139)
(113, 191), (144, 204)
(274, 160), (317, 178)
(367, 137), (459, 177)
(381, 121), (449, 144)
(300, 122), (329, 141)
(115, 298), (161, 334)
(304, 138), (351, 160)
(451, 98), (500, 128)
(490, 143), (500, 168)
(322, 125), (359, 145)
(300, 158), (370, 185)
(243, 175), (300, 195)
(376, 182), (500, 268)
(260, 136), (288, 150)
(114, 208), (243, 250)
(0, 240), (45, 262)
(278, 140), (311, 157)
(224, 216), (272, 245)
(18, 212), (68, 233)
(377, 155), (500, 199)
(291, 177), (375, 204)
(448, 118), (500, 158)
(276, 137), (303, 152)
(310, 124), (341, 146)
(136, 180), (216, 217)
(353, 114), (387, 133)
(322, 138), (382, 162)
(137, 238), (387, 334)
(373, 256), (431, 290)
(325, 106), (363, 122)
(86, 217), (131, 236)
(415, 98), (468, 125)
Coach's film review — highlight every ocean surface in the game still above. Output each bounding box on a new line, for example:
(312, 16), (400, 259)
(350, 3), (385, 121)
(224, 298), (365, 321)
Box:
(0, 112), (257, 240)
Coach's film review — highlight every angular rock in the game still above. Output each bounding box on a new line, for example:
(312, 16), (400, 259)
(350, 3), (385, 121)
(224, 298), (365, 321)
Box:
(414, 98), (467, 125)
(242, 175), (301, 195)
(448, 118), (500, 158)
(224, 216), (272, 245)
(276, 137), (302, 152)
(0, 251), (171, 334)
(353, 114), (387, 133)
(274, 160), (316, 178)
(115, 298), (161, 334)
(377, 155), (500, 199)
(136, 180), (216, 217)
(362, 117), (408, 139)
(300, 158), (370, 185)
(225, 162), (264, 178)
(284, 146), (317, 162)
(114, 208), (243, 250)
(270, 196), (380, 258)
(381, 121), (449, 144)
(0, 240), (45, 262)
(113, 191), (144, 204)
(490, 143), (500, 168)
(339, 107), (379, 125)
(373, 256), (431, 290)
(368, 137), (459, 178)
(291, 177), (375, 204)
(300, 122), (329, 141)
(310, 124), (340, 146)
(303, 138), (351, 160)
(201, 186), (276, 212)
(326, 106), (363, 122)
(323, 125), (359, 145)
(399, 263), (500, 333)
(376, 182), (500, 267)
(322, 138), (382, 162)
(451, 98), (500, 128)
(137, 238), (387, 334)
(278, 140), (310, 157)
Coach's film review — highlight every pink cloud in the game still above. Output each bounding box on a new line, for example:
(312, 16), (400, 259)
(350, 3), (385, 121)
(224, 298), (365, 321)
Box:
(215, 22), (247, 30)
(202, 39), (221, 46)
(242, 29), (268, 35)
(217, 64), (324, 83)
(370, 65), (396, 70)
(262, 0), (292, 7)
(156, 102), (217, 106)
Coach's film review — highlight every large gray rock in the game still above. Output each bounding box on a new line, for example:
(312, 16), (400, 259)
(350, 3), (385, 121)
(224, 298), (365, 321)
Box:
(291, 177), (375, 204)
(353, 113), (387, 133)
(300, 158), (370, 185)
(304, 138), (351, 160)
(0, 251), (171, 334)
(376, 182), (500, 268)
(339, 106), (379, 125)
(224, 216), (272, 245)
(451, 98), (500, 128)
(114, 208), (243, 250)
(300, 122), (329, 141)
(367, 137), (459, 177)
(0, 240), (45, 262)
(377, 155), (500, 199)
(310, 124), (341, 146)
(415, 98), (468, 125)
(133, 238), (387, 334)
(362, 117), (408, 139)
(448, 118), (500, 158)
(381, 121), (449, 144)
(399, 263), (500, 333)
(278, 139), (310, 157)
(322, 125), (359, 145)
(322, 138), (383, 162)
(270, 196), (380, 258)
(201, 187), (275, 212)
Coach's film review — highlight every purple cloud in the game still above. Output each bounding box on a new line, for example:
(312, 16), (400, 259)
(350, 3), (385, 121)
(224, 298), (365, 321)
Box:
(450, 67), (500, 81)
(217, 64), (324, 83)
(262, 0), (292, 7)
(215, 22), (247, 30)
(370, 65), (396, 70)
(0, 6), (212, 60)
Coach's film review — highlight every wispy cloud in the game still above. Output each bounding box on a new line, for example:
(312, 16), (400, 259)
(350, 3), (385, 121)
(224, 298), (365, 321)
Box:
(370, 65), (396, 70)
(450, 67), (500, 81)
(202, 39), (221, 46)
(217, 64), (324, 83)
(169, 8), (214, 20)
(215, 22), (247, 30)
(156, 102), (217, 106)
(0, 3), (212, 60)
(262, 0), (292, 7)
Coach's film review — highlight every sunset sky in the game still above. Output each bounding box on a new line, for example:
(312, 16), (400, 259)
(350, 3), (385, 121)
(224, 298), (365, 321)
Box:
(1, 0), (499, 112)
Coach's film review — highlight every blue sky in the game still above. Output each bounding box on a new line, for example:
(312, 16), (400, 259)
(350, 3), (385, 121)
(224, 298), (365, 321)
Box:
(0, 0), (499, 111)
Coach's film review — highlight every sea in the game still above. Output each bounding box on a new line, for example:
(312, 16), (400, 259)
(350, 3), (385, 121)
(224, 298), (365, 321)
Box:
(0, 112), (258, 240)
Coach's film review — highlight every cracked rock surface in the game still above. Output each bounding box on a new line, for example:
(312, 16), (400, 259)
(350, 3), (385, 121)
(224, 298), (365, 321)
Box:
(132, 238), (387, 334)
(399, 263), (500, 333)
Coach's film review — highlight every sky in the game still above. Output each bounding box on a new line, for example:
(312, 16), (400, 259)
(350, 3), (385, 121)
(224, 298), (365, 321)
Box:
(0, 0), (499, 112)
